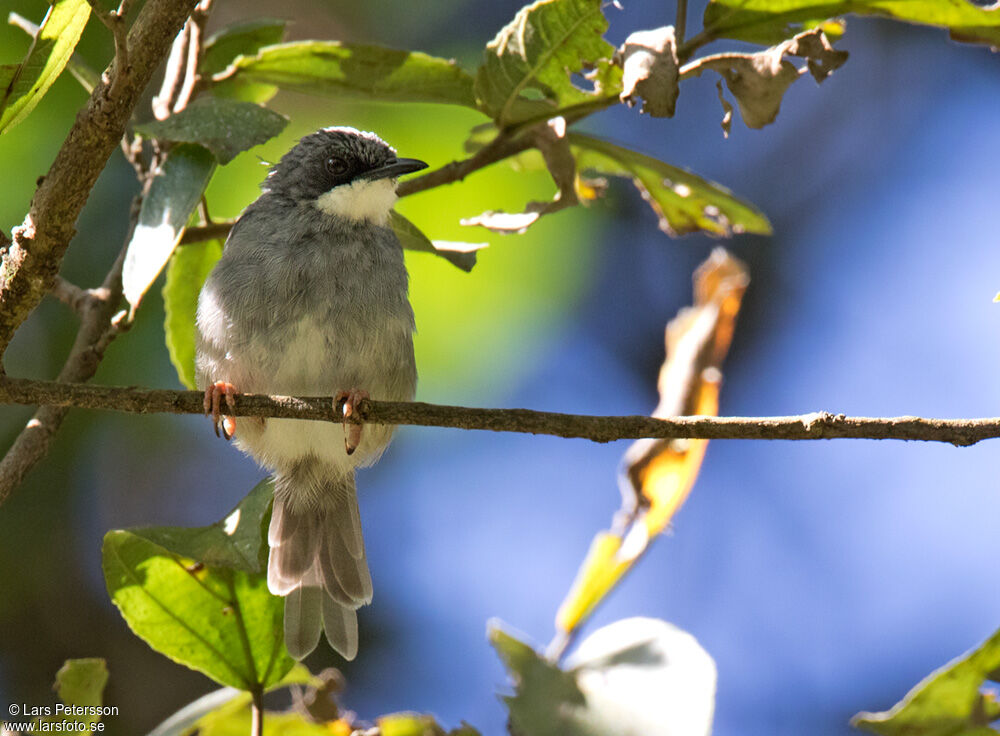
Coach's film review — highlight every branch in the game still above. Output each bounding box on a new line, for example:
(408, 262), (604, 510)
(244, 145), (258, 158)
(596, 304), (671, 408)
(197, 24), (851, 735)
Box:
(1, 377), (999, 447)
(0, 0), (198, 358)
(0, 204), (135, 506)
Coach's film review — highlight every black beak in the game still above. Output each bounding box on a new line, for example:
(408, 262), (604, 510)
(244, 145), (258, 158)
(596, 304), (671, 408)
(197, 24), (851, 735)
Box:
(362, 157), (428, 181)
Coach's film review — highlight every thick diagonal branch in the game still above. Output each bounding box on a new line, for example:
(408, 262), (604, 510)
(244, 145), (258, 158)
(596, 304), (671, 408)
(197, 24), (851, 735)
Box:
(0, 0), (198, 359)
(1, 377), (999, 447)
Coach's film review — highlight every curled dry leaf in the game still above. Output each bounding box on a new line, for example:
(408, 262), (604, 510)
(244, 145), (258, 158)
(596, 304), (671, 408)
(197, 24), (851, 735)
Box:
(616, 26), (680, 118)
(462, 116), (579, 234)
(554, 248), (749, 636)
(681, 28), (847, 130)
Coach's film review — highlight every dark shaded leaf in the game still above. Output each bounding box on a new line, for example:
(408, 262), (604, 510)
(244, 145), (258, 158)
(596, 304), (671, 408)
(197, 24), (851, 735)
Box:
(0, 0), (90, 133)
(213, 41), (477, 108)
(390, 210), (485, 272)
(135, 98), (288, 165)
(200, 18), (287, 76)
(132, 479), (273, 574)
(474, 0), (621, 128)
(569, 133), (771, 237)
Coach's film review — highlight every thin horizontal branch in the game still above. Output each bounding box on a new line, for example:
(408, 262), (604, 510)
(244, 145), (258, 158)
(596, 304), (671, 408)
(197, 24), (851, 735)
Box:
(0, 377), (998, 446)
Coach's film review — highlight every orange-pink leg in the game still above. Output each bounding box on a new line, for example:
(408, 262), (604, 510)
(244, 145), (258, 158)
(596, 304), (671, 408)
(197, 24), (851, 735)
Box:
(204, 381), (237, 440)
(335, 389), (369, 456)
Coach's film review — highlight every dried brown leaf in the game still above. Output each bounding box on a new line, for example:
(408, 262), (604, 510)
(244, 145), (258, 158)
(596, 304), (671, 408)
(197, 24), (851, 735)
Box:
(616, 26), (680, 117)
(682, 28), (847, 131)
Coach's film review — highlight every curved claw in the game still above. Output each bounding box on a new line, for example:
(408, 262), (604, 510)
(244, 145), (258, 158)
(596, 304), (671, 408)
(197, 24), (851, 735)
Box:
(335, 389), (369, 455)
(204, 381), (237, 440)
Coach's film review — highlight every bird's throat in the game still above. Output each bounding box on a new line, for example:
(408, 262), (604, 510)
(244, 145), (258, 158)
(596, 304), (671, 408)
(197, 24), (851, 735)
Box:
(314, 178), (398, 225)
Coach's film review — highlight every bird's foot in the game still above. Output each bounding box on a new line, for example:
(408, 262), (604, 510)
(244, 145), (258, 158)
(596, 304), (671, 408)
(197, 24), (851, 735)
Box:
(335, 389), (369, 456)
(204, 381), (237, 440)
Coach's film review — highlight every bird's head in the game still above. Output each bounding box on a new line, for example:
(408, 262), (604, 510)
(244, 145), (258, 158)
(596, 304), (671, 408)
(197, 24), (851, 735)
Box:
(264, 127), (427, 225)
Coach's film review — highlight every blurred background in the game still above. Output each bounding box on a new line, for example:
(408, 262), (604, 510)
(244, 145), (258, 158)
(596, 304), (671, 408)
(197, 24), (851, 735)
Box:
(2, 1), (1000, 734)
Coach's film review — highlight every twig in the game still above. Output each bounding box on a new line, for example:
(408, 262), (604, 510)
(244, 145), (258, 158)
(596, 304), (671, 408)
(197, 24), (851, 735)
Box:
(396, 132), (535, 198)
(675, 0), (688, 49)
(152, 20), (191, 120)
(1, 377), (999, 447)
(250, 688), (263, 736)
(0, 0), (199, 358)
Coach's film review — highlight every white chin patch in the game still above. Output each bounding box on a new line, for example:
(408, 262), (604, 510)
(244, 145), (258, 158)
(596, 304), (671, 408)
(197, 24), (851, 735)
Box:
(315, 178), (398, 224)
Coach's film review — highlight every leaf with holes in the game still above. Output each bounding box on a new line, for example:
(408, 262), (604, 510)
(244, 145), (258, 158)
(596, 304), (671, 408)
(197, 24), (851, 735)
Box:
(703, 0), (1000, 47)
(570, 133), (771, 237)
(0, 0), (90, 133)
(474, 0), (621, 129)
(212, 41), (477, 108)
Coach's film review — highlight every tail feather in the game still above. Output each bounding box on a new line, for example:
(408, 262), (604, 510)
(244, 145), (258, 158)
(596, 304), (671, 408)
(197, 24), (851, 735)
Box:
(284, 587), (322, 660)
(322, 595), (359, 661)
(268, 462), (372, 660)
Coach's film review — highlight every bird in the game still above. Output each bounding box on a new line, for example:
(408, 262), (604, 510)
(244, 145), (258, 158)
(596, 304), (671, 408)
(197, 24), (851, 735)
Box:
(195, 126), (426, 660)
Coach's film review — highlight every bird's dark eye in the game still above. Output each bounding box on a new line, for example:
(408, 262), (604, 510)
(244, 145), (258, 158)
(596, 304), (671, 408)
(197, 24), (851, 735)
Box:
(325, 157), (350, 178)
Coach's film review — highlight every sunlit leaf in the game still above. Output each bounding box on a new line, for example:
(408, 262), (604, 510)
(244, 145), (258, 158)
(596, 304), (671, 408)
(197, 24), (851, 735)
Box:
(122, 144), (216, 310)
(852, 625), (1000, 735)
(102, 481), (292, 691)
(213, 41), (477, 108)
(556, 250), (749, 636)
(164, 239), (223, 390)
(7, 11), (100, 94)
(570, 133), (771, 237)
(135, 98), (288, 165)
(193, 710), (343, 736)
(389, 210), (485, 272)
(0, 0), (90, 133)
(703, 0), (1000, 47)
(474, 0), (621, 129)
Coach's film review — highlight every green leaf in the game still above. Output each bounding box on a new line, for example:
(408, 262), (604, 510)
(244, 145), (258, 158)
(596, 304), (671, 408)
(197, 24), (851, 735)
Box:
(132, 479), (273, 574)
(390, 210), (486, 272)
(200, 18), (288, 76)
(37, 659), (109, 730)
(164, 238), (223, 390)
(852, 625), (1000, 735)
(135, 98), (289, 165)
(703, 0), (1000, 47)
(103, 481), (293, 691)
(473, 0), (621, 129)
(193, 710), (336, 736)
(0, 0), (90, 133)
(569, 133), (772, 237)
(122, 144), (216, 310)
(213, 41), (477, 108)
(489, 621), (590, 736)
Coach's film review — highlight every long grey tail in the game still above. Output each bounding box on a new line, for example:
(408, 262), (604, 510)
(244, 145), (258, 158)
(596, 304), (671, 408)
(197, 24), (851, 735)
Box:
(267, 463), (372, 660)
